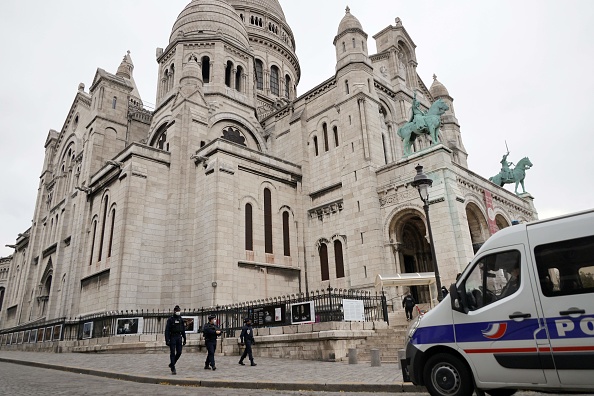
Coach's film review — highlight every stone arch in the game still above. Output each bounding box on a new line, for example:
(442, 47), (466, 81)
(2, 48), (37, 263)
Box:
(495, 212), (511, 231)
(39, 259), (54, 317)
(209, 114), (266, 152)
(387, 206), (435, 303)
(465, 201), (489, 253)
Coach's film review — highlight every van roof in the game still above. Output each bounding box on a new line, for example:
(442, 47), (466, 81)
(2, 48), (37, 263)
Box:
(475, 208), (594, 256)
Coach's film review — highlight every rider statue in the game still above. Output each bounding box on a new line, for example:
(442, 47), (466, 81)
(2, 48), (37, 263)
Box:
(409, 91), (426, 130)
(500, 152), (514, 181)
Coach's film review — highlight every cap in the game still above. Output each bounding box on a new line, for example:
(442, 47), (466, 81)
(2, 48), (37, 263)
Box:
(208, 314), (216, 320)
(174, 305), (181, 311)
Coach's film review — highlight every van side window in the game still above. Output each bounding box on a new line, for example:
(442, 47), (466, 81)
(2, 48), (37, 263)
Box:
(463, 250), (521, 311)
(534, 235), (594, 297)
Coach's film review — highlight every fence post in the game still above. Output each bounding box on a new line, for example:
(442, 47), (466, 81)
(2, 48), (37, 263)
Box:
(381, 291), (389, 325)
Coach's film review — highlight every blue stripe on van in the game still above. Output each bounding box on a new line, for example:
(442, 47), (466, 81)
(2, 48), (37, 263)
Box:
(412, 315), (594, 346)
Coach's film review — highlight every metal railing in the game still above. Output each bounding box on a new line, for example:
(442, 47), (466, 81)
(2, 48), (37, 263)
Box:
(0, 288), (387, 344)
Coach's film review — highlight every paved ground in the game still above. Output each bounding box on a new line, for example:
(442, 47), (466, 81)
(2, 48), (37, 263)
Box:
(0, 350), (413, 393)
(0, 362), (590, 396)
(0, 351), (592, 395)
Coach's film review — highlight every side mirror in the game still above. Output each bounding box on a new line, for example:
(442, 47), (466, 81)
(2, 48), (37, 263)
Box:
(449, 283), (465, 313)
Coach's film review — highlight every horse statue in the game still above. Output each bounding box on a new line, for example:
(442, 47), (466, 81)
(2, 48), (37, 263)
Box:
(397, 98), (449, 156)
(489, 157), (533, 195)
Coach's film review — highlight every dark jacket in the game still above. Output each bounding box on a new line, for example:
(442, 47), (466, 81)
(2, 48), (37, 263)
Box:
(165, 315), (186, 344)
(203, 322), (221, 342)
(240, 324), (255, 344)
(402, 295), (416, 309)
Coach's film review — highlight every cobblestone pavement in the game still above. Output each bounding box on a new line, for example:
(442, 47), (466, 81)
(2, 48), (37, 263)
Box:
(1, 362), (591, 396)
(0, 350), (409, 393)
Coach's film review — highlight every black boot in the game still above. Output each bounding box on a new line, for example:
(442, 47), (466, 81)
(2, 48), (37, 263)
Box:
(204, 364), (211, 370)
(239, 360), (245, 365)
(250, 362), (257, 366)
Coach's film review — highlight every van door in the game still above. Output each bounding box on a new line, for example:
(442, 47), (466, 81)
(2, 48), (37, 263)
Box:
(453, 245), (547, 385)
(530, 226), (594, 387)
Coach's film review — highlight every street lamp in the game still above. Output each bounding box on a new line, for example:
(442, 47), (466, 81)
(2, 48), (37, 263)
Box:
(411, 164), (443, 302)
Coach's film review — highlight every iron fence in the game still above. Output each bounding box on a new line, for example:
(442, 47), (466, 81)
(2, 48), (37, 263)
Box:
(0, 288), (387, 344)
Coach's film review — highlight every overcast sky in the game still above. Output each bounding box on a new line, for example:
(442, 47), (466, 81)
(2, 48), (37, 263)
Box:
(1, 0), (593, 257)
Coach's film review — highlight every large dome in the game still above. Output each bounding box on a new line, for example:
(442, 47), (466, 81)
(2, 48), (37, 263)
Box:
(170, 0), (250, 49)
(227, 0), (286, 23)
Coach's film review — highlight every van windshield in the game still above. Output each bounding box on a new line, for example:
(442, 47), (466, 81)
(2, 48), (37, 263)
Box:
(463, 250), (521, 311)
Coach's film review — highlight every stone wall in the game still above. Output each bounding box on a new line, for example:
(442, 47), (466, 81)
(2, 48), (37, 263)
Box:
(0, 321), (388, 362)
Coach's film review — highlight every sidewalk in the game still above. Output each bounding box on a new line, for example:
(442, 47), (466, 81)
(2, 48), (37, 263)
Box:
(0, 350), (423, 393)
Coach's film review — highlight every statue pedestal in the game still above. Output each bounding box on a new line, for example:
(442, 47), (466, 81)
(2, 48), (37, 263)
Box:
(518, 192), (537, 218)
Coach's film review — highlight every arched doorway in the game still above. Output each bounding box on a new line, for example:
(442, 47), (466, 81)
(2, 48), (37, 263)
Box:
(466, 203), (489, 253)
(390, 209), (435, 303)
(495, 214), (510, 231)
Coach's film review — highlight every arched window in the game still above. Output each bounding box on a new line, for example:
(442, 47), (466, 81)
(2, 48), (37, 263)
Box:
(89, 220), (97, 266)
(313, 136), (319, 156)
(283, 211), (290, 256)
(323, 123), (329, 152)
(0, 287), (5, 311)
(285, 75), (291, 98)
(98, 196), (109, 262)
(108, 208), (116, 258)
(352, 38), (356, 48)
(112, 97), (117, 109)
(333, 126), (339, 147)
(320, 243), (329, 281)
(225, 60), (233, 87)
(342, 42), (346, 52)
(255, 59), (264, 91)
(245, 203), (253, 251)
(235, 66), (243, 92)
(345, 80), (350, 94)
(334, 240), (345, 278)
(264, 188), (273, 254)
(201, 56), (210, 83)
(270, 66), (280, 96)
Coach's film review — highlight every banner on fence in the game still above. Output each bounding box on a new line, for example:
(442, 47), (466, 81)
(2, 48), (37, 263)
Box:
(291, 301), (315, 324)
(250, 304), (286, 326)
(342, 299), (365, 322)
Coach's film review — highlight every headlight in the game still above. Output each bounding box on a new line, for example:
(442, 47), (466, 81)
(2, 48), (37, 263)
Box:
(406, 316), (421, 342)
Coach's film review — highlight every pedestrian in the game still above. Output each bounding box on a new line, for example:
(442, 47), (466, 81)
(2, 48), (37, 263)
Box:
(164, 305), (186, 375)
(238, 318), (257, 367)
(203, 314), (221, 370)
(402, 292), (416, 321)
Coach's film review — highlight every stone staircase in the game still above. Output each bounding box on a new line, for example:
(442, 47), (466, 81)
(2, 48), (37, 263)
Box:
(354, 311), (410, 363)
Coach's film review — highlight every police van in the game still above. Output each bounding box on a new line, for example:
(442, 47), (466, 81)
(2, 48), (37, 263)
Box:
(404, 209), (594, 396)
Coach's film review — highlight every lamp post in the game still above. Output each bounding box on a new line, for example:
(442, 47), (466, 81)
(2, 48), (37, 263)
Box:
(411, 164), (443, 302)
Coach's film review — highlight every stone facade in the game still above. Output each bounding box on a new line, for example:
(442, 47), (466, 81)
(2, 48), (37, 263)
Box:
(0, 1), (537, 330)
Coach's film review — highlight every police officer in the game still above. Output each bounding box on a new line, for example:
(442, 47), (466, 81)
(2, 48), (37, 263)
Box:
(238, 317), (257, 366)
(164, 305), (186, 375)
(203, 314), (221, 370)
(402, 292), (416, 321)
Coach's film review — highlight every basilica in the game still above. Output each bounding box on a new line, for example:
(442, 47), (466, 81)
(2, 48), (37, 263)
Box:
(0, 0), (537, 329)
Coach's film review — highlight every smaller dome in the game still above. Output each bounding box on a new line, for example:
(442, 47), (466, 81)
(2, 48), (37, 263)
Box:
(170, 0), (250, 50)
(430, 74), (450, 98)
(337, 6), (363, 35)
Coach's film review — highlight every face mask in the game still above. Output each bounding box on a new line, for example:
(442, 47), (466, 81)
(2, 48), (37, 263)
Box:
(175, 311), (181, 316)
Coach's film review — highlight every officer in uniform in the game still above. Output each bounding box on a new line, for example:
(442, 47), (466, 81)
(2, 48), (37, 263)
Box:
(238, 317), (257, 366)
(164, 305), (186, 375)
(203, 314), (221, 370)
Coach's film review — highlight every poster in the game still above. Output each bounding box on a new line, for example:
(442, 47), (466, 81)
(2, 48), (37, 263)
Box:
(82, 322), (93, 339)
(182, 316), (199, 333)
(116, 317), (143, 335)
(290, 301), (315, 324)
(342, 299), (365, 322)
(251, 304), (286, 326)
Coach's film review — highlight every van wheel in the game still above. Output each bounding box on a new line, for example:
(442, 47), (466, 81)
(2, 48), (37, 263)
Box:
(423, 353), (474, 396)
(486, 390), (517, 396)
